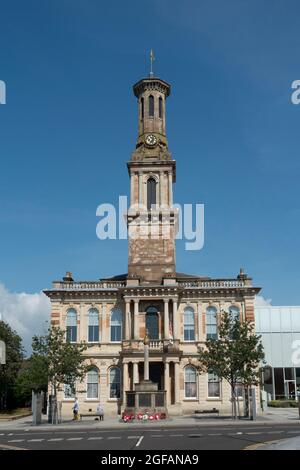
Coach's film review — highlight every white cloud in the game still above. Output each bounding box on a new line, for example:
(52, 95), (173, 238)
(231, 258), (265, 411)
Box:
(255, 295), (272, 307)
(0, 282), (50, 356)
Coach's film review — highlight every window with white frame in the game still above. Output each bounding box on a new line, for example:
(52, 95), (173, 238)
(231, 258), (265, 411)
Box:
(184, 307), (195, 341)
(110, 308), (122, 342)
(206, 306), (217, 340)
(66, 308), (77, 343)
(229, 305), (240, 322)
(64, 383), (76, 399)
(88, 308), (99, 342)
(184, 366), (197, 398)
(208, 372), (220, 398)
(109, 367), (121, 399)
(87, 368), (99, 399)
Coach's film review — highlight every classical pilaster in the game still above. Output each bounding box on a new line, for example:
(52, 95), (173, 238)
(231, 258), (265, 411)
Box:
(172, 298), (178, 340)
(125, 300), (131, 340)
(168, 171), (173, 206)
(164, 361), (170, 405)
(123, 362), (129, 403)
(174, 362), (180, 403)
(134, 299), (139, 339)
(101, 303), (107, 343)
(138, 172), (143, 206)
(164, 299), (169, 339)
(197, 301), (202, 341)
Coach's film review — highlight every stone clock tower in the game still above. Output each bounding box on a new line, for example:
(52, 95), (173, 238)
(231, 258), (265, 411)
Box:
(127, 76), (177, 284)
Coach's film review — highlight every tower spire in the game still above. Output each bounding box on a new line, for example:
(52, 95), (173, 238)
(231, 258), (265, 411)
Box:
(149, 49), (155, 77)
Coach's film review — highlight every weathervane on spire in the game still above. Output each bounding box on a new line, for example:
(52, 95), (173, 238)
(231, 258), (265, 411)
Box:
(150, 49), (155, 77)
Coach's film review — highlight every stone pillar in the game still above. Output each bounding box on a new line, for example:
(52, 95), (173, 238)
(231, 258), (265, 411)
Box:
(125, 300), (131, 340)
(139, 172), (143, 207)
(164, 361), (170, 405)
(197, 302), (202, 341)
(174, 362), (180, 404)
(168, 171), (173, 206)
(130, 172), (134, 207)
(173, 298), (178, 340)
(123, 362), (128, 404)
(101, 303), (107, 343)
(133, 362), (139, 387)
(144, 340), (149, 381)
(164, 299), (169, 340)
(134, 299), (139, 339)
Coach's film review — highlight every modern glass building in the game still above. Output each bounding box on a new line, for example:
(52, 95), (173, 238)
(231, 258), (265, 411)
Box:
(255, 306), (300, 400)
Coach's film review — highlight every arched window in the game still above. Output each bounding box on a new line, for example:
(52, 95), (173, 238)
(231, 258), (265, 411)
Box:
(146, 306), (159, 340)
(66, 308), (77, 343)
(147, 177), (156, 210)
(184, 366), (197, 398)
(109, 367), (121, 399)
(229, 305), (240, 323)
(184, 307), (195, 341)
(206, 306), (217, 340)
(141, 97), (144, 119)
(88, 308), (99, 342)
(159, 96), (163, 118)
(110, 308), (122, 342)
(149, 95), (154, 117)
(87, 368), (99, 399)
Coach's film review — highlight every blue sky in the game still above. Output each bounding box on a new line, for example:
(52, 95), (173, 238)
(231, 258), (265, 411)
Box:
(0, 0), (300, 308)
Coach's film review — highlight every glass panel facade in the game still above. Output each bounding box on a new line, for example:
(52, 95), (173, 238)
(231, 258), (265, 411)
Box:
(87, 368), (99, 399)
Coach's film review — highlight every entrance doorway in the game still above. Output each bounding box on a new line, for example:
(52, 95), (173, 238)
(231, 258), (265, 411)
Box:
(285, 380), (296, 399)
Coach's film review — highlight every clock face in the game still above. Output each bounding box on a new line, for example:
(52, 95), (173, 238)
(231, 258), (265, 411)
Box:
(145, 134), (157, 146)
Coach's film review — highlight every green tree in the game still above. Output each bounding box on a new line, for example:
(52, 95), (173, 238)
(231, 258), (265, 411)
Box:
(198, 313), (265, 419)
(27, 326), (89, 423)
(15, 355), (48, 405)
(0, 321), (24, 410)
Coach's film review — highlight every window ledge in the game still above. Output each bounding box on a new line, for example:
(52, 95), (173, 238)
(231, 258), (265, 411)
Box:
(183, 398), (198, 401)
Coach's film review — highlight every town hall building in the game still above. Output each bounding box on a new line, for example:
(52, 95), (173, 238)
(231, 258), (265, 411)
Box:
(44, 70), (260, 417)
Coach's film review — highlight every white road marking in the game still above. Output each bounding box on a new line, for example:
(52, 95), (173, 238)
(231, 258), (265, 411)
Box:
(169, 434), (183, 437)
(8, 439), (24, 443)
(67, 437), (83, 441)
(246, 432), (262, 435)
(28, 439), (44, 442)
(136, 436), (144, 447)
(107, 437), (121, 440)
(128, 436), (142, 439)
(87, 437), (103, 440)
(48, 438), (63, 441)
(151, 435), (164, 438)
(268, 431), (283, 434)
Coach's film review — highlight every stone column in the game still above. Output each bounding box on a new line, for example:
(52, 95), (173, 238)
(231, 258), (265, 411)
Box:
(164, 299), (169, 340)
(139, 172), (143, 207)
(164, 361), (170, 405)
(174, 362), (180, 403)
(173, 298), (178, 340)
(134, 299), (139, 339)
(133, 362), (139, 387)
(125, 300), (131, 340)
(123, 362), (128, 404)
(144, 338), (149, 381)
(168, 172), (173, 206)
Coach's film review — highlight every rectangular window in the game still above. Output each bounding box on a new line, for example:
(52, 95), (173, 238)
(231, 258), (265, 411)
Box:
(66, 326), (77, 343)
(208, 373), (220, 398)
(88, 325), (99, 342)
